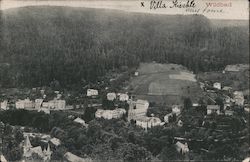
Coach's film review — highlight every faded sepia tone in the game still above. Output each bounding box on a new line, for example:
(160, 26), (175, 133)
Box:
(0, 0), (249, 162)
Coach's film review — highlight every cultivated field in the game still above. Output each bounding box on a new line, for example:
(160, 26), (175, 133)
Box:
(128, 63), (203, 105)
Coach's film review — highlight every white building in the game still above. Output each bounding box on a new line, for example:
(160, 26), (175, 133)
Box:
(192, 103), (200, 107)
(87, 89), (98, 97)
(136, 99), (149, 110)
(134, 71), (139, 76)
(73, 117), (88, 127)
(225, 64), (249, 72)
(172, 105), (181, 116)
(233, 91), (244, 106)
(0, 100), (8, 110)
(207, 105), (220, 115)
(175, 142), (189, 154)
(135, 117), (162, 129)
(50, 137), (61, 147)
(225, 110), (234, 116)
(35, 99), (43, 109)
(213, 82), (221, 90)
(119, 93), (129, 102)
(42, 99), (66, 110)
(38, 108), (50, 114)
(95, 108), (126, 120)
(107, 93), (116, 101)
(222, 86), (232, 91)
(0, 154), (7, 162)
(64, 152), (92, 162)
(16, 99), (34, 109)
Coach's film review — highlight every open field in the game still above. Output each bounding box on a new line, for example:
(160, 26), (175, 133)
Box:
(128, 63), (203, 104)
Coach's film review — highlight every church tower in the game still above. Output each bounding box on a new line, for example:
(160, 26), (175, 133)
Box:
(23, 135), (32, 154)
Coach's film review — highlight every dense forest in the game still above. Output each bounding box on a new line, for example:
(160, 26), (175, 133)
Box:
(0, 7), (249, 88)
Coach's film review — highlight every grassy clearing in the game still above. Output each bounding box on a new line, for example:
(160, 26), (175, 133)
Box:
(128, 63), (202, 104)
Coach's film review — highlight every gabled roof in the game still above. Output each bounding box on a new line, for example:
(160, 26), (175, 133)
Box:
(74, 117), (88, 127)
(24, 135), (32, 148)
(50, 137), (61, 146)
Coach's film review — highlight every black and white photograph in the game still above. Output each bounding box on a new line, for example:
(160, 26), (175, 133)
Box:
(0, 0), (249, 161)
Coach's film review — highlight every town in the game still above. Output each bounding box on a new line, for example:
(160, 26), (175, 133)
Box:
(0, 3), (249, 161)
(0, 63), (249, 161)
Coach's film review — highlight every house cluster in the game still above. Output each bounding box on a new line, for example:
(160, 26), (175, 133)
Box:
(95, 108), (126, 120)
(0, 89), (71, 113)
(23, 135), (52, 161)
(200, 77), (248, 116)
(128, 99), (163, 129)
(22, 132), (61, 147)
(14, 98), (66, 113)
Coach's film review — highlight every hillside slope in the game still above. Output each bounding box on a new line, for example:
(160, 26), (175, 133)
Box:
(0, 7), (249, 88)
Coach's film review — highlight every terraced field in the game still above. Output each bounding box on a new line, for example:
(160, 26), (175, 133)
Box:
(128, 63), (203, 104)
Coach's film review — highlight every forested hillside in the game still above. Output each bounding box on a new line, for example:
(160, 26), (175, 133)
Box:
(0, 7), (249, 88)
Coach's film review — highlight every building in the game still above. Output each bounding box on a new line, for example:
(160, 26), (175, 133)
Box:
(225, 110), (234, 116)
(0, 100), (8, 110)
(119, 93), (129, 102)
(95, 108), (126, 120)
(243, 157), (250, 162)
(130, 100), (149, 118)
(244, 104), (250, 113)
(175, 141), (189, 154)
(207, 105), (220, 115)
(107, 93), (116, 101)
(192, 103), (200, 107)
(0, 154), (7, 162)
(233, 91), (244, 106)
(64, 152), (92, 162)
(213, 82), (221, 90)
(42, 99), (66, 110)
(225, 64), (249, 72)
(135, 99), (149, 110)
(23, 135), (52, 161)
(16, 99), (34, 109)
(164, 113), (173, 123)
(50, 137), (61, 147)
(222, 86), (232, 92)
(38, 108), (50, 114)
(73, 117), (88, 127)
(35, 99), (43, 109)
(128, 100), (150, 121)
(87, 89), (98, 97)
(177, 120), (183, 127)
(172, 105), (181, 116)
(135, 117), (162, 129)
(134, 71), (139, 76)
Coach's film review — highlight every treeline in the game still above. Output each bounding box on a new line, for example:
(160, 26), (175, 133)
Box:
(0, 7), (249, 88)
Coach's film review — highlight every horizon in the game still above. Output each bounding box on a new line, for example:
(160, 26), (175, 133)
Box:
(0, 0), (249, 20)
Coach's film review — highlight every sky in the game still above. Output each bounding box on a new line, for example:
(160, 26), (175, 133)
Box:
(0, 0), (249, 20)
